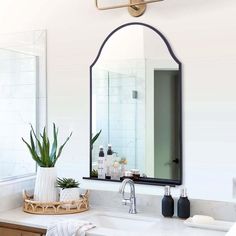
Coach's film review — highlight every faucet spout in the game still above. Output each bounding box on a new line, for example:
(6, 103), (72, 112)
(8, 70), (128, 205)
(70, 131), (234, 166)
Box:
(119, 178), (131, 193)
(119, 179), (137, 214)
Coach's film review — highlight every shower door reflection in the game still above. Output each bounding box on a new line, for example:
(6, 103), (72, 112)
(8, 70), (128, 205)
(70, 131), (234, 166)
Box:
(92, 65), (145, 173)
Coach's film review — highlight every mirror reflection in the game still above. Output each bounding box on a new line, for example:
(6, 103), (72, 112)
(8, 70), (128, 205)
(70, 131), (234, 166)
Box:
(91, 24), (182, 184)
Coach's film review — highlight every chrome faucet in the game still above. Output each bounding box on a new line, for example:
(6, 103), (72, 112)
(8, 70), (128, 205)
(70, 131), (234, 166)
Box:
(119, 178), (137, 214)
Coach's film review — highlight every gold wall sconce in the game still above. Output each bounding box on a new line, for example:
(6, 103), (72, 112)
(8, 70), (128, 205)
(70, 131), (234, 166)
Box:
(95, 0), (164, 17)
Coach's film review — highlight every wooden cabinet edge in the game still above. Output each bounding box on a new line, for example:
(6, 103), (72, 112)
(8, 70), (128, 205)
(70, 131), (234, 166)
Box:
(0, 222), (47, 235)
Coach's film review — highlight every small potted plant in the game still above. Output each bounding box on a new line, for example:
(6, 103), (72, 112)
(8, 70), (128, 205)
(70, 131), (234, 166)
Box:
(57, 178), (80, 208)
(91, 169), (98, 178)
(91, 130), (101, 178)
(22, 123), (72, 202)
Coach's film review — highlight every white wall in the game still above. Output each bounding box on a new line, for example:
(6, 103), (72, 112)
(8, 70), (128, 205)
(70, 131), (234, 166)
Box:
(101, 25), (144, 60)
(0, 0), (236, 203)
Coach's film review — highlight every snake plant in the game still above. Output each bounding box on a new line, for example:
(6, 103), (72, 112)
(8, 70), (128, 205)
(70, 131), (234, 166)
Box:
(22, 123), (72, 167)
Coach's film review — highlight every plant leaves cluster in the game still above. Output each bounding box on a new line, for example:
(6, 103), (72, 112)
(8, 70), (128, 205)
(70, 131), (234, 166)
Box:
(22, 123), (72, 167)
(56, 177), (80, 189)
(91, 169), (98, 178)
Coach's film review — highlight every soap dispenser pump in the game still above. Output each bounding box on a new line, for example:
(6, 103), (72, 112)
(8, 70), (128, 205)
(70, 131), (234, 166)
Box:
(162, 186), (174, 217)
(177, 188), (190, 219)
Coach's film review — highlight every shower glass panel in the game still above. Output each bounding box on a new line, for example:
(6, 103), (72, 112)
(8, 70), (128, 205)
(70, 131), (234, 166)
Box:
(0, 48), (38, 179)
(92, 64), (145, 173)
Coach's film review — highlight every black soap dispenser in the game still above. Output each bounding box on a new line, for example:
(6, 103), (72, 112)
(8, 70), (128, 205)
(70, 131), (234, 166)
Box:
(162, 186), (174, 217)
(177, 188), (190, 219)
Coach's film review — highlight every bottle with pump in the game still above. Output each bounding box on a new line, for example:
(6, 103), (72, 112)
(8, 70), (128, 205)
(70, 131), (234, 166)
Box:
(105, 144), (113, 179)
(177, 188), (190, 219)
(162, 186), (174, 217)
(98, 146), (105, 179)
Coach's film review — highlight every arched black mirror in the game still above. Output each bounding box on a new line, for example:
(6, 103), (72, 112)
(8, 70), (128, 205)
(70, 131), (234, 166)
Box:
(84, 22), (182, 186)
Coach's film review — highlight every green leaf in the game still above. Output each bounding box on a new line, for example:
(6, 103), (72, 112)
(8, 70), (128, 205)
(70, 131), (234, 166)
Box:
(30, 124), (45, 165)
(91, 130), (102, 145)
(22, 138), (44, 167)
(53, 132), (72, 166)
(50, 123), (58, 164)
(23, 123), (72, 168)
(29, 131), (35, 152)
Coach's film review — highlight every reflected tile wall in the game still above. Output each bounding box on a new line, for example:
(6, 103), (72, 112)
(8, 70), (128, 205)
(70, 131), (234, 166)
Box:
(92, 59), (145, 173)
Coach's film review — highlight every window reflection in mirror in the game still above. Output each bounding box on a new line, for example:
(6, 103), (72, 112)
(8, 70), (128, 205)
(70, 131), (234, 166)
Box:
(0, 30), (47, 181)
(91, 23), (182, 184)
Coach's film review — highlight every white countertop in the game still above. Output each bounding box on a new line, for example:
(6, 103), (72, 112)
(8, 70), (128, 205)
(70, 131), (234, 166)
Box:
(0, 207), (228, 236)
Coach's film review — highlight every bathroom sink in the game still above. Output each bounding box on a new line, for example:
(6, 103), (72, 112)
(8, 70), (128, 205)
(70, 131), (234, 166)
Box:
(85, 213), (158, 232)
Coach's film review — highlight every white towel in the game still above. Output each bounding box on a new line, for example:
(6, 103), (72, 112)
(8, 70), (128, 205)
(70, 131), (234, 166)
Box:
(46, 219), (96, 236)
(226, 223), (236, 236)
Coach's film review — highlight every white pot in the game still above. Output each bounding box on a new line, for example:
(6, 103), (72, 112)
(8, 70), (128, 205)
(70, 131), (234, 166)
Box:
(34, 167), (58, 202)
(60, 188), (80, 208)
(60, 188), (80, 201)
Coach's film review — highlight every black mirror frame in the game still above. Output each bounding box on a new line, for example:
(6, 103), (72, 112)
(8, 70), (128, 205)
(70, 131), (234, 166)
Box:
(83, 22), (183, 187)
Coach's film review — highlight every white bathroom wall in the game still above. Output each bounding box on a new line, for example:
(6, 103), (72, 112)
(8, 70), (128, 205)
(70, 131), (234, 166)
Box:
(101, 26), (144, 60)
(0, 0), (235, 204)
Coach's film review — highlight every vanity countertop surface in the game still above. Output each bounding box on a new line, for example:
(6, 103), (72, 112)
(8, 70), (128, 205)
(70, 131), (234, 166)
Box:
(0, 207), (228, 236)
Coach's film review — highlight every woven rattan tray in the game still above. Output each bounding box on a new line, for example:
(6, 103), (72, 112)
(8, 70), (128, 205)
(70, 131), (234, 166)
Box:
(23, 190), (89, 215)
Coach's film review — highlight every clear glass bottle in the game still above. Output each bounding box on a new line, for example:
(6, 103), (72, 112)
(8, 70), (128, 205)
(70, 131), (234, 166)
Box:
(119, 157), (127, 177)
(120, 163), (126, 177)
(111, 160), (120, 180)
